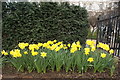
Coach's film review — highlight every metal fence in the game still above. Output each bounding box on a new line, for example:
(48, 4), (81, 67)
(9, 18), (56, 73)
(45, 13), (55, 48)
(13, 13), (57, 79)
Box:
(96, 8), (120, 57)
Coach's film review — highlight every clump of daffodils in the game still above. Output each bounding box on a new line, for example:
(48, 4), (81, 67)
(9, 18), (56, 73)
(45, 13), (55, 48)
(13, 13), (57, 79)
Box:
(1, 50), (8, 55)
(70, 41), (81, 53)
(10, 49), (22, 58)
(1, 40), (114, 59)
(18, 43), (29, 49)
(1, 39), (116, 75)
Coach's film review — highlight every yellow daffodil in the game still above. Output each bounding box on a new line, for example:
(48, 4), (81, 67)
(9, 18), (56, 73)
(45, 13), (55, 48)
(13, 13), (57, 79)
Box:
(60, 44), (64, 48)
(97, 42), (103, 48)
(63, 47), (68, 49)
(50, 44), (57, 50)
(10, 50), (14, 55)
(84, 48), (90, 53)
(25, 43), (29, 46)
(53, 40), (57, 43)
(70, 47), (77, 53)
(56, 42), (63, 45)
(86, 40), (95, 46)
(46, 46), (51, 49)
(13, 53), (22, 58)
(55, 47), (61, 52)
(76, 41), (80, 45)
(31, 51), (38, 56)
(29, 44), (39, 50)
(77, 45), (82, 49)
(1, 50), (8, 55)
(97, 42), (110, 51)
(71, 42), (77, 48)
(47, 41), (53, 45)
(109, 49), (114, 54)
(100, 53), (106, 58)
(103, 44), (110, 51)
(76, 41), (82, 49)
(85, 52), (89, 55)
(87, 57), (94, 63)
(67, 44), (71, 47)
(24, 51), (28, 54)
(38, 43), (43, 47)
(34, 44), (39, 50)
(91, 45), (96, 52)
(42, 43), (49, 48)
(18, 42), (29, 49)
(29, 44), (34, 50)
(86, 40), (92, 45)
(10, 49), (22, 58)
(41, 52), (47, 58)
(63, 44), (67, 47)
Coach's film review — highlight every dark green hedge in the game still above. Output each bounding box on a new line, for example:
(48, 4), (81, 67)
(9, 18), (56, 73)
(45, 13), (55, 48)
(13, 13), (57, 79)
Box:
(2, 2), (89, 50)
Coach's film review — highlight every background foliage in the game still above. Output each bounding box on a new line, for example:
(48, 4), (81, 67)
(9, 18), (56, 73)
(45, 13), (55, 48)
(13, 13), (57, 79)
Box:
(87, 28), (97, 39)
(2, 2), (88, 50)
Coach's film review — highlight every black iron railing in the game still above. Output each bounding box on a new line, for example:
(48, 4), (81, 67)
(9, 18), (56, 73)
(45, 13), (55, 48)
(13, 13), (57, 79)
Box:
(97, 9), (120, 57)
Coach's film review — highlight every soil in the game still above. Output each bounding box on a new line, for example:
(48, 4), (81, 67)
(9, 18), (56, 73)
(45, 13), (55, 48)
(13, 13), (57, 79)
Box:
(2, 58), (120, 80)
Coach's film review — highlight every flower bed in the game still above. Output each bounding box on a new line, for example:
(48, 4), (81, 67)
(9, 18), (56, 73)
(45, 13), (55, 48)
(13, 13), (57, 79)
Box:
(1, 40), (117, 76)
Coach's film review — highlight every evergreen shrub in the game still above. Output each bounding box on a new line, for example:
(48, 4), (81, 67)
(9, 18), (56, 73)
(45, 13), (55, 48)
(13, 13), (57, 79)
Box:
(2, 2), (88, 50)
